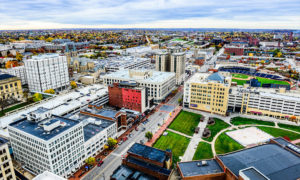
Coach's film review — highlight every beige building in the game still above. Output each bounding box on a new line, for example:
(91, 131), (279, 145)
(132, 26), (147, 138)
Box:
(0, 74), (23, 101)
(184, 72), (231, 116)
(155, 47), (185, 85)
(70, 57), (95, 73)
(0, 138), (16, 180)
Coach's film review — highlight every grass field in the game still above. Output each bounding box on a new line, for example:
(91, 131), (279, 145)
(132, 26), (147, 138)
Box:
(153, 130), (190, 164)
(0, 102), (32, 117)
(215, 132), (244, 154)
(231, 117), (275, 126)
(203, 118), (230, 142)
(256, 77), (290, 86)
(168, 111), (201, 136)
(232, 79), (248, 85)
(257, 126), (300, 140)
(278, 124), (300, 133)
(193, 142), (213, 160)
(232, 73), (249, 79)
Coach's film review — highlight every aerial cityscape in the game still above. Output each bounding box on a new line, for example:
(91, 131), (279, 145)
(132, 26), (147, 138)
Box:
(0, 0), (300, 180)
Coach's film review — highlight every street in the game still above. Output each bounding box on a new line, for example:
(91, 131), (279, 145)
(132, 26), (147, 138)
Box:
(82, 89), (183, 180)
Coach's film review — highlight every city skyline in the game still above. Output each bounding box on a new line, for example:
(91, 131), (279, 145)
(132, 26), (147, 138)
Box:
(0, 0), (300, 30)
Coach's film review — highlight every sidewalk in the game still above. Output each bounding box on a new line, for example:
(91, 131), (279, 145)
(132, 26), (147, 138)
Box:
(145, 106), (182, 147)
(181, 116), (208, 161)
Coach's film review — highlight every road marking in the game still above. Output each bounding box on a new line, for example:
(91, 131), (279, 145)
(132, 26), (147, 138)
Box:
(92, 156), (120, 180)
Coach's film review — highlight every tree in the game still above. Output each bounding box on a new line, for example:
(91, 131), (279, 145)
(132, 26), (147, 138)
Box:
(178, 98), (183, 105)
(70, 81), (77, 89)
(145, 131), (153, 141)
(5, 61), (19, 69)
(85, 157), (95, 166)
(16, 52), (23, 61)
(33, 93), (43, 102)
(107, 138), (117, 149)
(44, 89), (55, 94)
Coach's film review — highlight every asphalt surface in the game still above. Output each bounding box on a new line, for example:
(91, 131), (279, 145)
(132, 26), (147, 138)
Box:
(82, 90), (182, 180)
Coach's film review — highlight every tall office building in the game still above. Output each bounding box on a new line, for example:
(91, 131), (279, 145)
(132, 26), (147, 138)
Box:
(184, 72), (232, 116)
(8, 107), (85, 178)
(5, 66), (27, 85)
(0, 138), (16, 180)
(155, 47), (185, 85)
(25, 54), (69, 92)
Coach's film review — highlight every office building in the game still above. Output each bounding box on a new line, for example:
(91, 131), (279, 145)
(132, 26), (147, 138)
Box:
(224, 45), (244, 56)
(0, 138), (16, 180)
(69, 112), (117, 158)
(155, 47), (185, 85)
(108, 82), (151, 113)
(25, 54), (69, 92)
(5, 66), (27, 85)
(184, 72), (231, 116)
(8, 108), (85, 178)
(102, 69), (176, 102)
(33, 171), (66, 180)
(0, 74), (23, 101)
(111, 143), (172, 180)
(228, 86), (300, 122)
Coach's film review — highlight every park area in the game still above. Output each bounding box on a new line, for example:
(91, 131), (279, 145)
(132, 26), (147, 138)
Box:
(153, 130), (190, 164)
(193, 142), (213, 160)
(230, 117), (275, 126)
(202, 118), (230, 142)
(168, 111), (201, 136)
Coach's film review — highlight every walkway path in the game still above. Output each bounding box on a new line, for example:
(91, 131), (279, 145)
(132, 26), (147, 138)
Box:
(181, 116), (208, 161)
(166, 128), (193, 138)
(145, 106), (182, 146)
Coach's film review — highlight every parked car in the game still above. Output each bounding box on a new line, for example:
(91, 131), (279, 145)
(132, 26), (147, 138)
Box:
(97, 161), (104, 167)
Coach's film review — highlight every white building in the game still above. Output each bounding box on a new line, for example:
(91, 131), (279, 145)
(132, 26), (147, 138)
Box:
(6, 66), (27, 85)
(102, 69), (176, 102)
(33, 171), (66, 180)
(70, 113), (117, 158)
(25, 54), (69, 92)
(8, 108), (85, 178)
(228, 86), (300, 121)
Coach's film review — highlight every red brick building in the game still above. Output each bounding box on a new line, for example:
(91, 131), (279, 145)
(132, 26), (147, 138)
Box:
(225, 46), (244, 56)
(108, 82), (149, 113)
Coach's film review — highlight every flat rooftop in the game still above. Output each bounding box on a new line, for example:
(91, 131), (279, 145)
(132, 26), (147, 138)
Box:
(178, 160), (223, 177)
(102, 70), (175, 84)
(218, 144), (300, 180)
(240, 167), (270, 180)
(0, 84), (107, 130)
(31, 53), (60, 60)
(0, 74), (16, 81)
(128, 143), (168, 164)
(111, 165), (157, 180)
(9, 115), (80, 141)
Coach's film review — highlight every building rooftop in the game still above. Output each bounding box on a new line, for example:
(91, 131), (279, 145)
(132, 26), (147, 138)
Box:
(0, 84), (107, 130)
(0, 74), (16, 81)
(94, 108), (119, 119)
(178, 159), (223, 177)
(31, 53), (61, 60)
(218, 144), (300, 180)
(103, 69), (175, 84)
(111, 165), (157, 180)
(9, 115), (80, 141)
(33, 171), (66, 180)
(240, 167), (270, 180)
(128, 143), (168, 164)
(0, 137), (8, 146)
(207, 72), (225, 83)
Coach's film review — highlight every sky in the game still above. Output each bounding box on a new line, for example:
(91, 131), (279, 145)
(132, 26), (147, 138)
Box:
(0, 0), (299, 30)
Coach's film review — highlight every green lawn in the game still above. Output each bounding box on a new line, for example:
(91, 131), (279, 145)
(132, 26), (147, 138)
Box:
(203, 118), (230, 142)
(257, 126), (300, 140)
(215, 132), (244, 154)
(193, 142), (213, 160)
(168, 111), (201, 136)
(231, 117), (275, 126)
(256, 77), (290, 86)
(232, 79), (248, 85)
(153, 130), (190, 164)
(278, 123), (300, 133)
(232, 73), (249, 79)
(0, 102), (32, 117)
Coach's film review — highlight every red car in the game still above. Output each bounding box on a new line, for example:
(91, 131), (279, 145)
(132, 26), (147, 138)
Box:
(97, 161), (104, 167)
